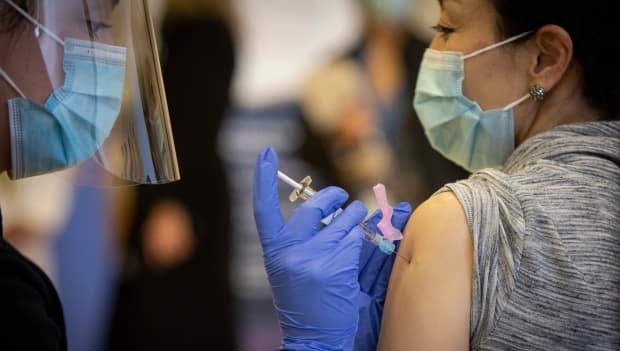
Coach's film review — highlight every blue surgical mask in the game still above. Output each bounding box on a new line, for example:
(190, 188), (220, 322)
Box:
(0, 36), (126, 179)
(413, 32), (532, 172)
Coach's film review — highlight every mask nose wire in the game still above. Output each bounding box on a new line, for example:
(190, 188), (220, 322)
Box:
(0, 67), (26, 98)
(3, 0), (64, 46)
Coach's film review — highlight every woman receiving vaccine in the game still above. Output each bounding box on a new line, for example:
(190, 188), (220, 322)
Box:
(253, 0), (620, 350)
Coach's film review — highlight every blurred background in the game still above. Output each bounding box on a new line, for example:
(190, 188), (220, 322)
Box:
(0, 0), (469, 350)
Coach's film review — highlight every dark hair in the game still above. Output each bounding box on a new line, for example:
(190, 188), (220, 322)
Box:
(491, 0), (620, 120)
(0, 0), (34, 32)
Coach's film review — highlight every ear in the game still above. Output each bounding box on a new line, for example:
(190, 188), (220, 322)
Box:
(528, 25), (573, 91)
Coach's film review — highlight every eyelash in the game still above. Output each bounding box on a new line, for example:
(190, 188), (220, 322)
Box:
(431, 24), (456, 39)
(86, 20), (111, 34)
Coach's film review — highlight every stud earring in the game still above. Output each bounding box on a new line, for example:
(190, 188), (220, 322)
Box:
(529, 84), (545, 101)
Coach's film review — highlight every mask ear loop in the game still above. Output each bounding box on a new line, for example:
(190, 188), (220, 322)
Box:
(33, 1), (40, 38)
(463, 31), (533, 60)
(459, 30), (536, 111)
(502, 93), (530, 111)
(0, 67), (26, 98)
(3, 0), (64, 46)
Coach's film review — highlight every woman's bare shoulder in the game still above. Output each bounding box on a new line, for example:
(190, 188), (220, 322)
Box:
(399, 191), (470, 263)
(378, 191), (472, 351)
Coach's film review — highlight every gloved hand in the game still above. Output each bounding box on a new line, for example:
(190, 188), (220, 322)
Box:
(355, 202), (412, 351)
(253, 147), (368, 351)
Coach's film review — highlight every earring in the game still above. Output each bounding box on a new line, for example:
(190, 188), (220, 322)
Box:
(529, 84), (545, 101)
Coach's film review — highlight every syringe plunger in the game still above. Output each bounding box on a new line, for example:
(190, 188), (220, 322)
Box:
(277, 171), (316, 202)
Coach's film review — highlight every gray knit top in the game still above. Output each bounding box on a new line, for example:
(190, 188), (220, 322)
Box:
(439, 121), (620, 350)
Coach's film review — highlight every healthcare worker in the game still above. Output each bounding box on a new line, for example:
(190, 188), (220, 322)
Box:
(0, 0), (179, 348)
(253, 0), (620, 350)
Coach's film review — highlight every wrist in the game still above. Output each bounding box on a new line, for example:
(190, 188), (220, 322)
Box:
(277, 309), (358, 351)
(281, 337), (354, 351)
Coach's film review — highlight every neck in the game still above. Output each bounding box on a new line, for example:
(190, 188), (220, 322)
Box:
(516, 65), (600, 145)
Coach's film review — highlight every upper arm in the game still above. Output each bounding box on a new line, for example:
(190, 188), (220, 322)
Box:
(377, 191), (473, 351)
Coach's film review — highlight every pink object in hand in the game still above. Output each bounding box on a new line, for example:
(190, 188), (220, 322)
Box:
(372, 183), (403, 241)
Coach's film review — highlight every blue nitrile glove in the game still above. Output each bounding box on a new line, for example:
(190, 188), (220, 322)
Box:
(253, 147), (368, 351)
(354, 202), (412, 351)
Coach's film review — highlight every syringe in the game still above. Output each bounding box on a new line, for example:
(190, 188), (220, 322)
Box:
(277, 170), (409, 261)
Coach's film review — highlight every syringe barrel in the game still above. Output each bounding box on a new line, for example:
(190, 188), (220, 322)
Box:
(360, 224), (395, 255)
(277, 170), (395, 255)
(303, 188), (316, 198)
(377, 238), (395, 255)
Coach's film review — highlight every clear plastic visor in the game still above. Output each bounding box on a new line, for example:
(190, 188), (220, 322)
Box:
(0, 0), (179, 185)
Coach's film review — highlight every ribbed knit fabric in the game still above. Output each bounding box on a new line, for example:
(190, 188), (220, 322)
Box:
(439, 121), (620, 350)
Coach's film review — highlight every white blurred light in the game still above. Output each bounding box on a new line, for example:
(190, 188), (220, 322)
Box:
(231, 0), (364, 107)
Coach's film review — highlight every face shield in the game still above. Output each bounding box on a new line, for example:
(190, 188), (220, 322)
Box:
(0, 0), (179, 185)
